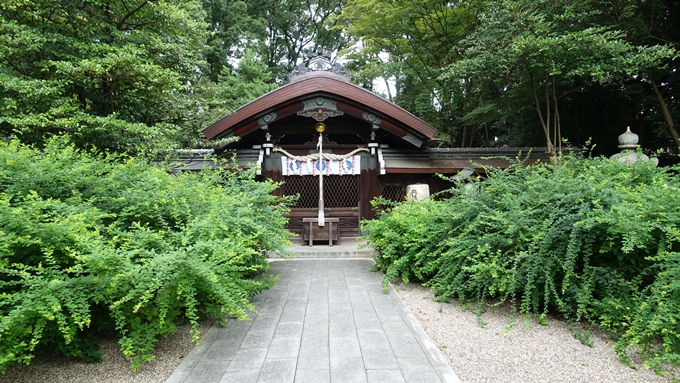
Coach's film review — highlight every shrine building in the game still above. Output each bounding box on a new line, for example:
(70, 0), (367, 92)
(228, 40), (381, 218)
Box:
(194, 50), (549, 240)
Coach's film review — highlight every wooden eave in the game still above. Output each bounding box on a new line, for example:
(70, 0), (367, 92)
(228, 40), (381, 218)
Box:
(381, 147), (553, 174)
(203, 72), (437, 146)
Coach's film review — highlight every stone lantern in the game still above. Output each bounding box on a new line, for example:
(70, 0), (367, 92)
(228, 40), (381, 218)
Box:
(609, 127), (658, 166)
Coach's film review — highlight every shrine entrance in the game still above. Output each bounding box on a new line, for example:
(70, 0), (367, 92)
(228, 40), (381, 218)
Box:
(282, 175), (360, 238)
(198, 49), (550, 243)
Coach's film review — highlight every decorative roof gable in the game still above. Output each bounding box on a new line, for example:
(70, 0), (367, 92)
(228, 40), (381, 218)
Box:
(203, 52), (437, 148)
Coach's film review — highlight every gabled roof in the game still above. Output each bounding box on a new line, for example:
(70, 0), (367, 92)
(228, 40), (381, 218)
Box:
(203, 55), (438, 148)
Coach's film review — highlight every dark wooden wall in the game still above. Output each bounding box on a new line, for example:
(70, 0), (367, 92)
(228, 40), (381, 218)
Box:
(359, 168), (380, 221)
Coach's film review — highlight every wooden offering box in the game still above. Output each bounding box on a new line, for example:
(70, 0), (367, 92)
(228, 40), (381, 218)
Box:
(302, 218), (339, 246)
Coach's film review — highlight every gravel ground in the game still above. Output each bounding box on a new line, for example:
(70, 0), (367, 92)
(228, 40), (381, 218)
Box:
(1, 278), (675, 383)
(0, 320), (213, 383)
(394, 281), (676, 383)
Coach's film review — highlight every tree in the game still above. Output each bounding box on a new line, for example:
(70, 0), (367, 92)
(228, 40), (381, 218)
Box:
(586, 0), (680, 154)
(342, 1), (678, 154)
(182, 49), (277, 140)
(0, 0), (209, 152)
(200, 0), (267, 82)
(442, 1), (677, 156)
(201, 0), (349, 83)
(341, 0), (486, 147)
(255, 0), (349, 81)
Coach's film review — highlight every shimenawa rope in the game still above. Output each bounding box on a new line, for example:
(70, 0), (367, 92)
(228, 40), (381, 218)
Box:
(272, 147), (368, 162)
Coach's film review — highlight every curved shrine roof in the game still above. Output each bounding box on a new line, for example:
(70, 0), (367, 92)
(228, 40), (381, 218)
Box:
(203, 55), (437, 148)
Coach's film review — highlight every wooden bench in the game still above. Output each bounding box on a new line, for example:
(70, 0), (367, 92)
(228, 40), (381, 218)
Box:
(302, 218), (339, 246)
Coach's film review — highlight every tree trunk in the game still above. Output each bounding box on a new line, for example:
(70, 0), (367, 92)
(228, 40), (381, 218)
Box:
(461, 125), (469, 148)
(529, 71), (554, 156)
(382, 76), (393, 102)
(469, 126), (477, 147)
(552, 76), (561, 154)
(651, 80), (680, 153)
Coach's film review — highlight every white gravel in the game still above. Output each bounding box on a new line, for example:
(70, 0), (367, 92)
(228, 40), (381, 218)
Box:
(393, 281), (676, 383)
(1, 278), (676, 382)
(0, 321), (213, 383)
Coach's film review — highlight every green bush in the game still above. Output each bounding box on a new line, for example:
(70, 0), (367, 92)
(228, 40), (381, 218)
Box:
(364, 153), (680, 372)
(0, 138), (291, 371)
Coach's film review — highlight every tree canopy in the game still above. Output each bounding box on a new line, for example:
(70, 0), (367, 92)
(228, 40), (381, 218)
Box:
(0, 0), (210, 152)
(444, 1), (675, 156)
(0, 0), (678, 157)
(342, 0), (679, 158)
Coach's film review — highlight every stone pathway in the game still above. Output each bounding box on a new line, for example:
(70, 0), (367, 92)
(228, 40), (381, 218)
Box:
(165, 258), (459, 383)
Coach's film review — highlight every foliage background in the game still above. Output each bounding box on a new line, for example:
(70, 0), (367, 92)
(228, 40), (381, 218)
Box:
(0, 0), (348, 152)
(341, 0), (679, 160)
(2, 0), (677, 158)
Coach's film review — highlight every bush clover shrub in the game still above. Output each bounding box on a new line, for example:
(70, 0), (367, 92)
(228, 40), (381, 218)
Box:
(0, 137), (291, 371)
(364, 153), (680, 372)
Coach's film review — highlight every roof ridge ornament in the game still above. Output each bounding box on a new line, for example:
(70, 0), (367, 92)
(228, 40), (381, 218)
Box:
(289, 47), (351, 81)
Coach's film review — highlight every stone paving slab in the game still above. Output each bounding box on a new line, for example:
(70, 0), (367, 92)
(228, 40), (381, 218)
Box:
(165, 259), (460, 383)
(269, 238), (376, 258)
